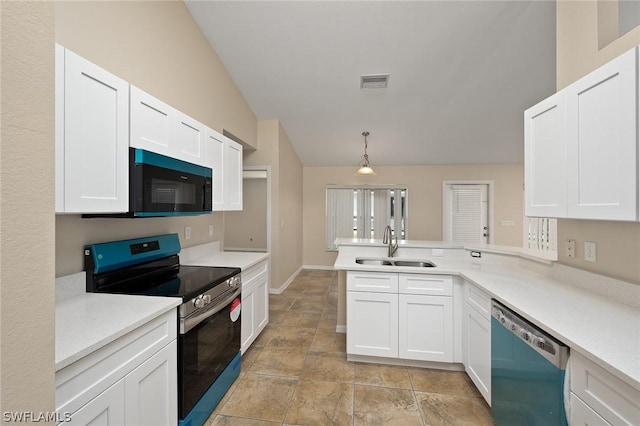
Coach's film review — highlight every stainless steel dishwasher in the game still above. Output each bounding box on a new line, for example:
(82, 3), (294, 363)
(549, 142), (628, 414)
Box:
(491, 300), (570, 426)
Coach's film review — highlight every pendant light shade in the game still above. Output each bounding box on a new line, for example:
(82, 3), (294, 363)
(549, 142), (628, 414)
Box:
(356, 131), (376, 176)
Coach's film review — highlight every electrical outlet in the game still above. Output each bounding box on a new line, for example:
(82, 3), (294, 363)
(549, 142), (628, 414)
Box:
(208, 225), (214, 236)
(185, 226), (192, 240)
(566, 239), (575, 258)
(584, 241), (597, 262)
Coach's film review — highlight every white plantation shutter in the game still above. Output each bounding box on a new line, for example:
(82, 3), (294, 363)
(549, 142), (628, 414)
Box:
(373, 189), (391, 239)
(326, 188), (355, 250)
(450, 185), (483, 243)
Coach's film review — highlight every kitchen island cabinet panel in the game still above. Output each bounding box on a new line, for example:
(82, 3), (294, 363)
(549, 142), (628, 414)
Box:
(398, 294), (453, 362)
(347, 291), (398, 358)
(240, 259), (270, 354)
(65, 380), (125, 426)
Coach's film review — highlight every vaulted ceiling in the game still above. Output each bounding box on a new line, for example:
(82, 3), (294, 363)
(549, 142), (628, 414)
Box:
(185, 1), (556, 167)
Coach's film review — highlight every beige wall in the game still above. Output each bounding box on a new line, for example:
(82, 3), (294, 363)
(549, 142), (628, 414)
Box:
(556, 0), (640, 284)
(224, 178), (268, 251)
(1, 0), (56, 416)
(54, 1), (258, 276)
(244, 120), (304, 291)
(303, 164), (524, 267)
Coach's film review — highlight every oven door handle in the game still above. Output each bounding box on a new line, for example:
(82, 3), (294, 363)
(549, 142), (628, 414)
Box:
(180, 288), (241, 334)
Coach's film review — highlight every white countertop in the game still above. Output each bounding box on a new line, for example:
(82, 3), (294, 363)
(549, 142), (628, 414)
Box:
(180, 242), (269, 271)
(55, 272), (180, 371)
(334, 239), (640, 392)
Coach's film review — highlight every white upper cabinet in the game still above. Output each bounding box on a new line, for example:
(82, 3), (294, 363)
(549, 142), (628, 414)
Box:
(56, 44), (129, 214)
(566, 47), (638, 221)
(174, 112), (205, 166)
(130, 86), (175, 157)
(130, 85), (205, 166)
(524, 91), (568, 218)
(524, 46), (639, 222)
(205, 128), (243, 211)
(224, 139), (243, 211)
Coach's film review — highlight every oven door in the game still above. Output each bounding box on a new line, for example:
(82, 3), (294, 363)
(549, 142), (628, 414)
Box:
(178, 288), (241, 420)
(130, 148), (212, 217)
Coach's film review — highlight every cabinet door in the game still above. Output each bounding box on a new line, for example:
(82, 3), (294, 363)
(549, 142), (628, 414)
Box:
(241, 285), (256, 354)
(55, 44), (65, 213)
(255, 272), (269, 332)
(524, 91), (568, 218)
(205, 128), (226, 211)
(347, 291), (398, 357)
(224, 139), (243, 211)
(130, 86), (175, 157)
(63, 48), (129, 213)
(67, 380), (125, 426)
(124, 340), (177, 426)
(464, 304), (491, 404)
(566, 47), (638, 221)
(398, 294), (453, 362)
(175, 112), (205, 166)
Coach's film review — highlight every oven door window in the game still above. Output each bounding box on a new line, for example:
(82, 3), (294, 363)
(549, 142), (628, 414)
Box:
(178, 302), (241, 418)
(132, 162), (211, 214)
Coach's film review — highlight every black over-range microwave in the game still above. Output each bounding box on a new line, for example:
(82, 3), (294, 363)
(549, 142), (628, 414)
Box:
(84, 148), (212, 218)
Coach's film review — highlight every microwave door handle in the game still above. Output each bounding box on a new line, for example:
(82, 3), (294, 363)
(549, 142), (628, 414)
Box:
(180, 287), (241, 334)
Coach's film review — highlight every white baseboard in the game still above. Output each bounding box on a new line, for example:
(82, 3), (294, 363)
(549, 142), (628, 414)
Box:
(269, 265), (303, 295)
(302, 264), (336, 271)
(335, 325), (346, 334)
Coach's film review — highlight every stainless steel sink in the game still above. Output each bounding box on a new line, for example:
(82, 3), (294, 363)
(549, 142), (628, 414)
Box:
(355, 258), (436, 267)
(355, 258), (394, 266)
(392, 260), (436, 267)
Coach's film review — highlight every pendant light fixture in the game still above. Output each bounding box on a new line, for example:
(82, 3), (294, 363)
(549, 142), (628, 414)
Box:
(356, 131), (376, 176)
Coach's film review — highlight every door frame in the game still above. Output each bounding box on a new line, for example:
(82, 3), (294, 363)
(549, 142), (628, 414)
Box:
(442, 180), (494, 244)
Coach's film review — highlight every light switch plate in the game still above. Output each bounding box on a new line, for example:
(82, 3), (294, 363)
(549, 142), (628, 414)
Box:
(208, 225), (214, 236)
(185, 226), (192, 240)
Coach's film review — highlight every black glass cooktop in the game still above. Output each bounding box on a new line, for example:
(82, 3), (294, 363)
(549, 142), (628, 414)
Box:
(92, 264), (240, 302)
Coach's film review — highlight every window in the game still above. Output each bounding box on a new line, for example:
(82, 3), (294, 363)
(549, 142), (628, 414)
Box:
(326, 186), (407, 251)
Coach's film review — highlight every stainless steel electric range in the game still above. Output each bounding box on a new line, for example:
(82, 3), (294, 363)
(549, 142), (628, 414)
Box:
(84, 233), (241, 426)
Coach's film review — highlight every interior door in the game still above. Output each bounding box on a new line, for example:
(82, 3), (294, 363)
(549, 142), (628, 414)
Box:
(443, 184), (489, 244)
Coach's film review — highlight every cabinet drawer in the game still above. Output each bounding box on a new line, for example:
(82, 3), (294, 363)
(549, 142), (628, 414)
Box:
(56, 310), (177, 416)
(347, 271), (398, 293)
(465, 281), (491, 319)
(242, 259), (268, 285)
(399, 274), (452, 296)
(570, 392), (610, 426)
(570, 351), (640, 425)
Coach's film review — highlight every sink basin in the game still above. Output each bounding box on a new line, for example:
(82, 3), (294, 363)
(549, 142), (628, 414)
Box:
(355, 258), (436, 268)
(392, 260), (436, 267)
(355, 258), (394, 266)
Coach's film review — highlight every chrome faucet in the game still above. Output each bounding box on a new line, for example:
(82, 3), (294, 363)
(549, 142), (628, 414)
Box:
(382, 225), (398, 258)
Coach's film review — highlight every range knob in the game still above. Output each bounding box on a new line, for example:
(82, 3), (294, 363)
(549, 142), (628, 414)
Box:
(193, 296), (205, 309)
(202, 294), (212, 305)
(228, 276), (240, 288)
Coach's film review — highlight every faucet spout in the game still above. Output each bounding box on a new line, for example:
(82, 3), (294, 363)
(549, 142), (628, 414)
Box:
(383, 225), (398, 257)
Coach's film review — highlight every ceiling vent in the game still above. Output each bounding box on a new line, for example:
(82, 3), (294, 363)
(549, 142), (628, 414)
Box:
(360, 74), (389, 89)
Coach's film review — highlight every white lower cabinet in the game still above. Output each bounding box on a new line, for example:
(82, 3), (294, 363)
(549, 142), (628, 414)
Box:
(66, 380), (125, 426)
(569, 351), (640, 425)
(56, 310), (177, 426)
(347, 291), (399, 357)
(240, 258), (270, 354)
(399, 294), (453, 362)
(570, 393), (610, 426)
(462, 281), (492, 405)
(346, 271), (453, 363)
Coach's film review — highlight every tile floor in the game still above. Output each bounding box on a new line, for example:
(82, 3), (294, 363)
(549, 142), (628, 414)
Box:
(206, 269), (495, 425)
